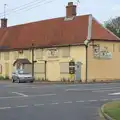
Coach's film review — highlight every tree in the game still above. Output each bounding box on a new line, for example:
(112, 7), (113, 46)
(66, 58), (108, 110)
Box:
(104, 17), (120, 38)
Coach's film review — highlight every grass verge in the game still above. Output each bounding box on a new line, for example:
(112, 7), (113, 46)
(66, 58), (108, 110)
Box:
(103, 101), (120, 120)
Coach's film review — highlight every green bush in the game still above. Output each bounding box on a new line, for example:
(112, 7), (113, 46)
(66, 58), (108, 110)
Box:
(4, 76), (9, 80)
(0, 76), (5, 80)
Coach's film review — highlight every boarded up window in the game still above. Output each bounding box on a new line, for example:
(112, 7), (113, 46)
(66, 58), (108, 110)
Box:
(24, 51), (31, 60)
(14, 51), (19, 60)
(60, 62), (69, 74)
(35, 49), (43, 59)
(4, 52), (9, 60)
(61, 47), (70, 57)
(34, 63), (45, 73)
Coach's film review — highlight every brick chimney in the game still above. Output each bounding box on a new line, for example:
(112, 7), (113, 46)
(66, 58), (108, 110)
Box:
(1, 18), (7, 28)
(66, 2), (76, 18)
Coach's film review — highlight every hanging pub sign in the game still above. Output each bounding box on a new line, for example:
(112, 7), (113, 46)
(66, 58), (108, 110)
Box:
(69, 60), (75, 74)
(69, 60), (75, 67)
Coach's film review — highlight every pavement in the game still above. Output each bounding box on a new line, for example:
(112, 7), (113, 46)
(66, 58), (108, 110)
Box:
(0, 82), (120, 120)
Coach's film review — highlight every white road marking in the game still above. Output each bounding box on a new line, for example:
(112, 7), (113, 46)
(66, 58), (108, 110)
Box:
(12, 92), (28, 97)
(34, 104), (44, 106)
(64, 101), (72, 104)
(100, 99), (108, 101)
(16, 105), (28, 108)
(66, 87), (120, 92)
(76, 100), (84, 103)
(0, 107), (11, 110)
(109, 92), (120, 95)
(51, 102), (59, 105)
(112, 98), (120, 101)
(92, 89), (117, 93)
(0, 93), (56, 99)
(0, 97), (120, 110)
(88, 100), (97, 102)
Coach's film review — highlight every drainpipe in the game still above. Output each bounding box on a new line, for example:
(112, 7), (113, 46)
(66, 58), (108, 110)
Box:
(84, 14), (92, 83)
(84, 40), (89, 83)
(31, 43), (34, 78)
(85, 44), (88, 83)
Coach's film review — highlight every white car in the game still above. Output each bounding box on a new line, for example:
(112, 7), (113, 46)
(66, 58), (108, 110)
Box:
(12, 70), (34, 83)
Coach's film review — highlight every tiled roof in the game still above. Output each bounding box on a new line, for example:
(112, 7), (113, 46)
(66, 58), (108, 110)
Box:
(0, 14), (119, 50)
(91, 17), (120, 41)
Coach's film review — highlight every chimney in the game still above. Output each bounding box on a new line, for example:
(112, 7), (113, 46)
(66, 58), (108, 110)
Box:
(1, 18), (7, 28)
(66, 2), (76, 18)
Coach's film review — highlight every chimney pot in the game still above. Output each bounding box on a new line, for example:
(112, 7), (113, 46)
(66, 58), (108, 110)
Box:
(68, 2), (73, 6)
(1, 18), (7, 28)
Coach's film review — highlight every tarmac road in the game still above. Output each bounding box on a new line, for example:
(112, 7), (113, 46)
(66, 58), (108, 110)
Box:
(0, 82), (120, 120)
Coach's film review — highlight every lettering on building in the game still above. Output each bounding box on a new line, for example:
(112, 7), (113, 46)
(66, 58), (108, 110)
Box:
(93, 46), (112, 59)
(47, 48), (59, 58)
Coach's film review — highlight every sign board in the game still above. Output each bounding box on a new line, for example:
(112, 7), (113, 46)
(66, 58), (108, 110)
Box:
(93, 46), (112, 59)
(47, 48), (59, 58)
(69, 60), (75, 74)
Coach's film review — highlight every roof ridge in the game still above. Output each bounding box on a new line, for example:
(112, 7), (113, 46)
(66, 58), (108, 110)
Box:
(0, 14), (91, 29)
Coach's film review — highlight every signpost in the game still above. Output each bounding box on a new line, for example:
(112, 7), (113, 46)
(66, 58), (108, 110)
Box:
(69, 60), (75, 81)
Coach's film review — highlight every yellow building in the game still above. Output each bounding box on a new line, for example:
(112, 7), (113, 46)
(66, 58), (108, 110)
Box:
(0, 2), (120, 82)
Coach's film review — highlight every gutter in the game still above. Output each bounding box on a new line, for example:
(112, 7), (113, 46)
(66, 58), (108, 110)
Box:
(0, 43), (85, 52)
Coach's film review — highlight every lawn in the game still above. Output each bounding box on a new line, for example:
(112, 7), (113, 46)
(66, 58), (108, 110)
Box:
(103, 101), (120, 120)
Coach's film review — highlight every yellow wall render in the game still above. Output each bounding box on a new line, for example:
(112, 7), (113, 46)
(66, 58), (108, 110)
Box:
(0, 45), (86, 81)
(88, 41), (120, 82)
(70, 46), (86, 82)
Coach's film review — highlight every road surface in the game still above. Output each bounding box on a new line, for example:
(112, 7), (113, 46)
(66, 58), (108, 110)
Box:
(0, 82), (120, 120)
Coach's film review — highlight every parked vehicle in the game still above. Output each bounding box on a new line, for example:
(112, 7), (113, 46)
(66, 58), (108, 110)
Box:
(12, 69), (34, 83)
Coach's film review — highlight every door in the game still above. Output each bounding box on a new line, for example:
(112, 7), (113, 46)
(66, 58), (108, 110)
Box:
(75, 62), (81, 80)
(5, 63), (9, 77)
(47, 61), (60, 81)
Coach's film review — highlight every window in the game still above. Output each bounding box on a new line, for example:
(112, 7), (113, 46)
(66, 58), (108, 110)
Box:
(60, 62), (69, 74)
(34, 63), (45, 73)
(4, 52), (9, 60)
(61, 47), (70, 57)
(35, 49), (43, 59)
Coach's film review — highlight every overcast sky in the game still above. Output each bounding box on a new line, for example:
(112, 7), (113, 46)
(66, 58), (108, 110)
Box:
(0, 0), (120, 26)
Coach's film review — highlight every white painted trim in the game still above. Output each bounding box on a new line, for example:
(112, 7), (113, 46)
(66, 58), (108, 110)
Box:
(92, 17), (120, 40)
